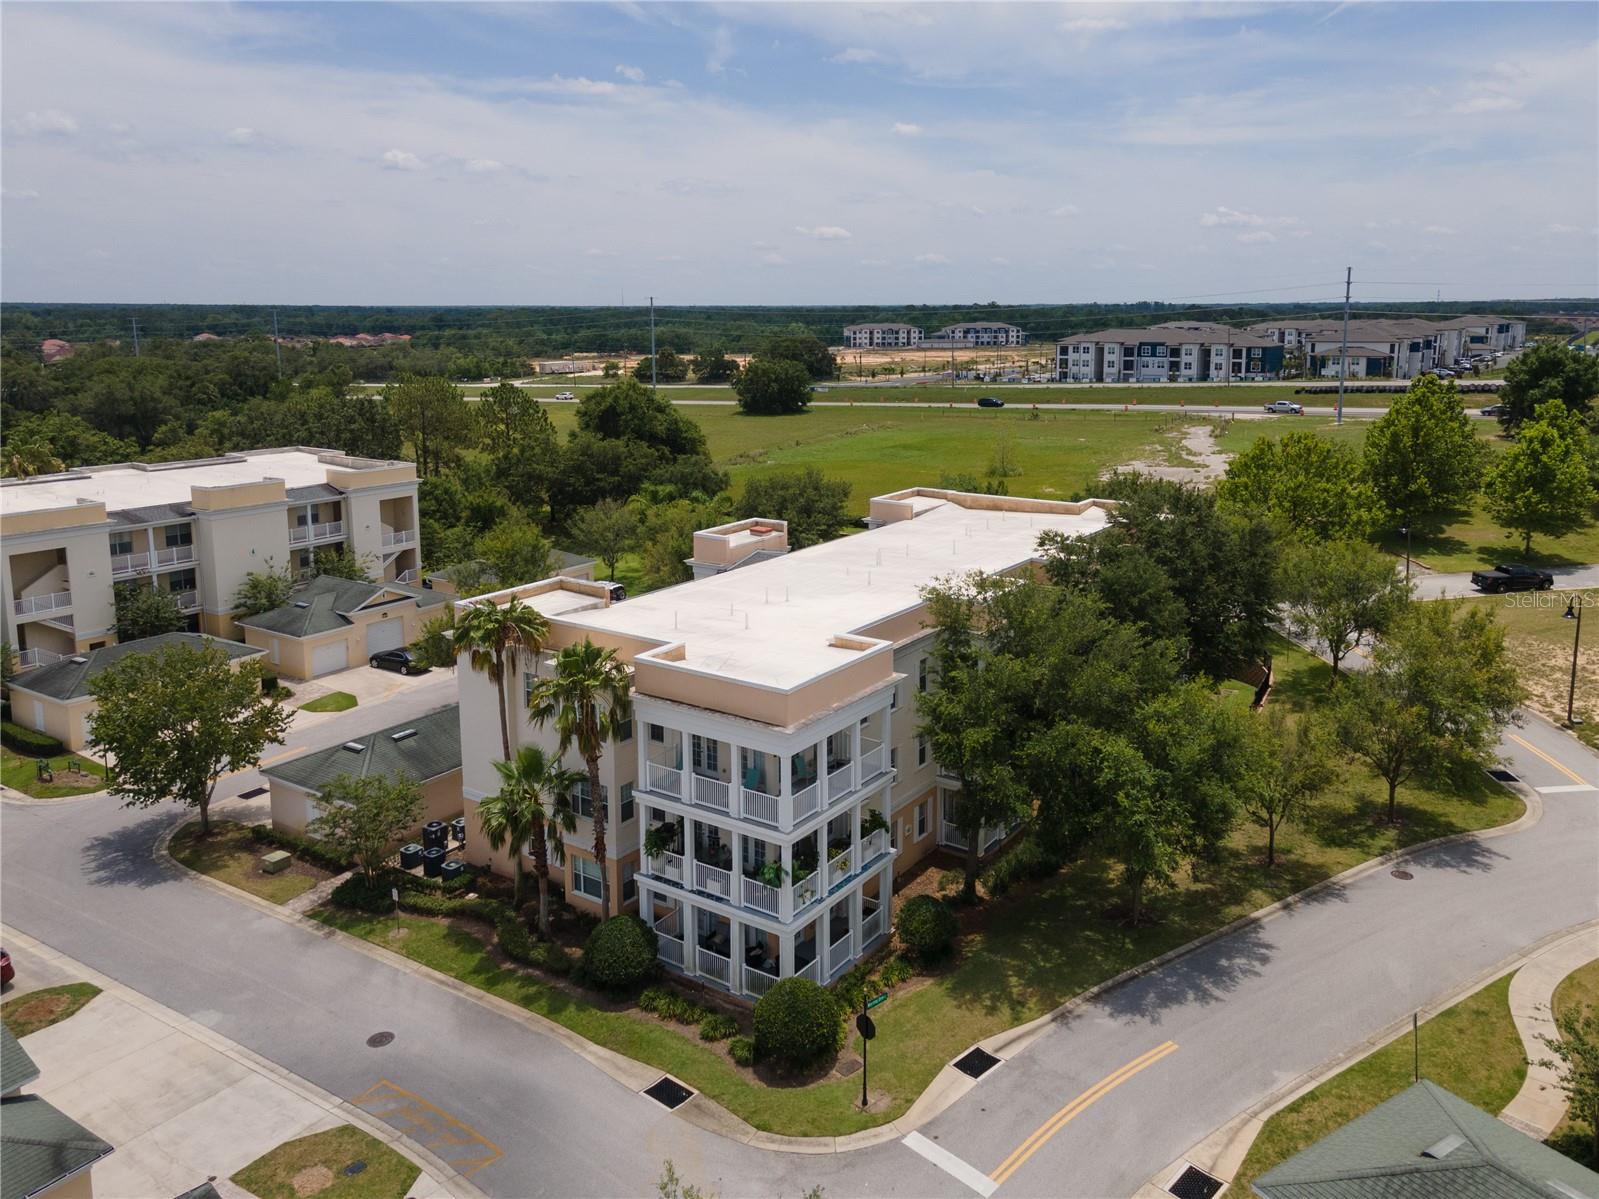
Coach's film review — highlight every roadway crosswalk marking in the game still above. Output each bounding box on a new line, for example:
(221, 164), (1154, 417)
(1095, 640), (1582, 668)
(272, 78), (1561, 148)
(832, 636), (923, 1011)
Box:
(1535, 783), (1599, 794)
(903, 1131), (998, 1197)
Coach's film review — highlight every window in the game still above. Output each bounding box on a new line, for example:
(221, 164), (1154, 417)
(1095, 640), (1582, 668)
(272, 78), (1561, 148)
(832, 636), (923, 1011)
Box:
(917, 736), (928, 767)
(571, 780), (608, 821)
(890, 748), (898, 770)
(614, 718), (633, 743)
(649, 723), (664, 743)
(573, 857), (603, 900)
(162, 523), (193, 548)
(109, 534), (134, 557)
(622, 862), (638, 905)
(918, 658), (928, 692)
(523, 671), (537, 708)
(916, 801), (928, 838)
(620, 782), (635, 824)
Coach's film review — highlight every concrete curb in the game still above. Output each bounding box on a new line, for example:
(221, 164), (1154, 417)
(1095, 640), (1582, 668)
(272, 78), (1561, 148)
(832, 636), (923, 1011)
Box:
(1501, 922), (1599, 1138)
(0, 923), (487, 1199)
(1130, 914), (1599, 1199)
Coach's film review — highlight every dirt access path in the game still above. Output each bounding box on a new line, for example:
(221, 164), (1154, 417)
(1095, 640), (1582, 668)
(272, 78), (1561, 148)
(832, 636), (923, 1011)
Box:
(1123, 419), (1234, 484)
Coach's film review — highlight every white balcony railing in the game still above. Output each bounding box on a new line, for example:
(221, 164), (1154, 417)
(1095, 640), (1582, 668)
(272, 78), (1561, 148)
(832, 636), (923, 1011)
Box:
(792, 780), (821, 822)
(152, 545), (194, 570)
(827, 933), (854, 979)
(12, 590), (71, 617)
(382, 527), (418, 548)
(825, 848), (853, 891)
(740, 786), (779, 825)
(171, 590), (200, 611)
(742, 875), (780, 916)
(645, 762), (682, 797)
(396, 568), (418, 584)
(862, 905), (886, 947)
(791, 870), (820, 913)
(692, 773), (731, 813)
(110, 552), (150, 577)
(827, 761), (855, 802)
(744, 964), (779, 999)
(658, 935), (684, 968)
(696, 946), (730, 986)
(861, 827), (889, 866)
(860, 740), (886, 780)
(694, 860), (733, 901)
(311, 520), (344, 542)
(15, 647), (63, 669)
(940, 821), (969, 852)
(798, 957), (821, 984)
(647, 850), (684, 885)
(289, 526), (310, 545)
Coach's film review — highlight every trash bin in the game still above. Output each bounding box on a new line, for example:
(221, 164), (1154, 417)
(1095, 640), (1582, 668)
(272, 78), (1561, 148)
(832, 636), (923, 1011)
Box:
(440, 859), (465, 884)
(423, 821), (446, 850)
(422, 847), (445, 878)
(451, 817), (466, 844)
(399, 843), (423, 871)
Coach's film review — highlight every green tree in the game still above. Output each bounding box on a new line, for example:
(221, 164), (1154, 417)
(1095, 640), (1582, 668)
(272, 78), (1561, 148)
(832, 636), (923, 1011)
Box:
(308, 774), (423, 885)
(113, 582), (187, 643)
(475, 517), (554, 588)
(568, 499), (640, 580)
(87, 642), (291, 836)
(732, 359), (811, 415)
(311, 546), (371, 581)
(1484, 399), (1598, 554)
(479, 745), (583, 933)
(232, 561), (295, 616)
(690, 348), (738, 383)
(633, 349), (690, 384)
(410, 609), (458, 670)
(386, 373), (468, 477)
(454, 597), (550, 761)
(1279, 539), (1411, 678)
(1240, 706), (1334, 868)
(1, 411), (137, 474)
(475, 381), (545, 449)
(756, 329), (837, 381)
(1335, 600), (1523, 823)
(1363, 376), (1486, 519)
(1538, 1001), (1599, 1163)
(1499, 341), (1599, 431)
(1218, 431), (1387, 540)
(636, 496), (731, 590)
(529, 639), (632, 918)
(574, 377), (707, 458)
(736, 467), (850, 548)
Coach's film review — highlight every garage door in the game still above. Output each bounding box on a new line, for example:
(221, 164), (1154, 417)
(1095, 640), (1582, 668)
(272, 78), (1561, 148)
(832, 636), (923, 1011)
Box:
(310, 641), (349, 677)
(365, 619), (406, 656)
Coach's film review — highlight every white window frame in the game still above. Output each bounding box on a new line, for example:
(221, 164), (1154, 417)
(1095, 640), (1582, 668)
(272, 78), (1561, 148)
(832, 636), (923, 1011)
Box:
(573, 856), (603, 900)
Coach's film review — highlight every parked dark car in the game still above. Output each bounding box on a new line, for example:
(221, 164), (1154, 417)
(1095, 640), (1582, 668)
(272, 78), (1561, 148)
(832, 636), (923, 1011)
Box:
(1, 948), (13, 987)
(1470, 563), (1554, 593)
(369, 649), (428, 674)
(1480, 403), (1506, 417)
(976, 396), (1005, 408)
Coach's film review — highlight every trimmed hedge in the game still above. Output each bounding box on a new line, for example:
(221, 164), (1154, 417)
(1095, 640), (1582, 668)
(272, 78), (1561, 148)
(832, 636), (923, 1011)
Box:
(752, 978), (843, 1068)
(729, 1035), (756, 1067)
(699, 1013), (738, 1042)
(582, 916), (659, 990)
(329, 874), (394, 914)
(981, 837), (1062, 898)
(897, 894), (958, 965)
(247, 825), (354, 873)
(2, 720), (64, 757)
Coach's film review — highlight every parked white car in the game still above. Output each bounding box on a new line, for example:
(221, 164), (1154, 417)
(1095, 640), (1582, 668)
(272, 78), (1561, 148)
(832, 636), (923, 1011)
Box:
(553, 391), (576, 401)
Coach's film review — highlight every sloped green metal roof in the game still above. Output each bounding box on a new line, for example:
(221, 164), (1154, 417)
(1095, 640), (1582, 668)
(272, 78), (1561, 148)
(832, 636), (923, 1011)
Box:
(0, 1094), (113, 1199)
(235, 574), (446, 639)
(10, 633), (261, 702)
(262, 704), (460, 792)
(0, 1027), (39, 1095)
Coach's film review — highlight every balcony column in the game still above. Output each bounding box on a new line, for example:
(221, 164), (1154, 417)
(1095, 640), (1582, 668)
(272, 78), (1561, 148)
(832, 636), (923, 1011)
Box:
(850, 883), (863, 961)
(779, 752), (793, 832)
(779, 927), (795, 979)
(851, 798), (863, 877)
(681, 896), (699, 981)
(685, 814), (698, 889)
(727, 913), (742, 994)
(779, 840), (793, 921)
(731, 830), (744, 909)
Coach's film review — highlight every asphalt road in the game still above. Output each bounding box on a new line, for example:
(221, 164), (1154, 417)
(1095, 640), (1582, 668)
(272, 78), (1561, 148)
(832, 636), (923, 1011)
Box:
(534, 396), (1428, 420)
(1419, 566), (1599, 601)
(3, 689), (1594, 1197)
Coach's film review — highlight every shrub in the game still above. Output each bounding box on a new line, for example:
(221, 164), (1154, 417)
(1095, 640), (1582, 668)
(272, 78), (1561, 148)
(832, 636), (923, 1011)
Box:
(833, 965), (880, 1014)
(329, 874), (394, 915)
(661, 995), (706, 1025)
(699, 1013), (738, 1042)
(880, 957), (913, 988)
(638, 987), (673, 1015)
(729, 1036), (756, 1067)
(897, 894), (958, 965)
(752, 978), (843, 1067)
(1, 720), (64, 757)
(247, 825), (354, 873)
(581, 916), (659, 990)
(496, 912), (540, 965)
(982, 837), (1062, 898)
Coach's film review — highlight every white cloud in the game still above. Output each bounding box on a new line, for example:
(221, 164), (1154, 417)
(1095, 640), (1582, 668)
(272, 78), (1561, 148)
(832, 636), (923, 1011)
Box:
(706, 25), (734, 74)
(1422, 224), (1458, 235)
(914, 253), (950, 265)
(465, 159), (505, 173)
(226, 126), (259, 145)
(11, 108), (78, 136)
(832, 47), (887, 64)
(990, 256), (1012, 266)
(380, 148), (423, 171)
(891, 122), (922, 136)
(758, 251), (788, 266)
(522, 75), (618, 96)
(2, 187), (41, 201)
(614, 63), (645, 83)
(1050, 203), (1080, 217)
(1060, 16), (1128, 34)
(1236, 230), (1277, 244)
(1200, 206), (1296, 228)
(1453, 93), (1523, 114)
(795, 225), (852, 240)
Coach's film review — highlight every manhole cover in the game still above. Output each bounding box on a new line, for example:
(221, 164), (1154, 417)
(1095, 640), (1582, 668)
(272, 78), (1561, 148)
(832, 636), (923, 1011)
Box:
(366, 1031), (395, 1048)
(1168, 1164), (1224, 1199)
(953, 1048), (1001, 1079)
(238, 786), (269, 799)
(1486, 768), (1518, 783)
(643, 1076), (694, 1109)
(1391, 869), (1414, 881)
(343, 1161), (367, 1177)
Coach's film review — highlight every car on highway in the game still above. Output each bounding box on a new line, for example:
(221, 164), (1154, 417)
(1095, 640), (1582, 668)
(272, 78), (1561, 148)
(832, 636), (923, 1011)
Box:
(553, 391), (576, 401)
(1434, 368), (1456, 379)
(1480, 403), (1506, 417)
(976, 396), (1005, 408)
(369, 648), (428, 675)
(1470, 563), (1554, 593)
(1264, 400), (1304, 415)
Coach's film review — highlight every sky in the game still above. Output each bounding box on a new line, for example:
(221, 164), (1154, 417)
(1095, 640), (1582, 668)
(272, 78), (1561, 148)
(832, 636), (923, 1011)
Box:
(2, 1), (1596, 307)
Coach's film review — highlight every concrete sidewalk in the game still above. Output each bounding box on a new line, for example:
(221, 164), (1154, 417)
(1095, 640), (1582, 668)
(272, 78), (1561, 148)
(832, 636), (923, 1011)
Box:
(2, 928), (481, 1199)
(1501, 921), (1599, 1138)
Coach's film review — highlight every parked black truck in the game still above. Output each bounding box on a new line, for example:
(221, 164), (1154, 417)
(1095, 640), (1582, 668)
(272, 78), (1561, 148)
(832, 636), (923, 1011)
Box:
(1469, 563), (1555, 593)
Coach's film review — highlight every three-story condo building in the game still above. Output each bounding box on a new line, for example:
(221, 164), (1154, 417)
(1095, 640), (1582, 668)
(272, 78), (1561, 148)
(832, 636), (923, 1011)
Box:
(457, 487), (1112, 1000)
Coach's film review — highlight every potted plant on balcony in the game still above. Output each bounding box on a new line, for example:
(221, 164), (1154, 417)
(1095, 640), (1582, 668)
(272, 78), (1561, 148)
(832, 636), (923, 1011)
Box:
(859, 809), (888, 839)
(753, 860), (787, 889)
(643, 824), (677, 861)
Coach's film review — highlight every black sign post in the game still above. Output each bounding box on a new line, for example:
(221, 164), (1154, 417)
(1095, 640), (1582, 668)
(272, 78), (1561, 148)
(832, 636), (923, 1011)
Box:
(856, 993), (885, 1110)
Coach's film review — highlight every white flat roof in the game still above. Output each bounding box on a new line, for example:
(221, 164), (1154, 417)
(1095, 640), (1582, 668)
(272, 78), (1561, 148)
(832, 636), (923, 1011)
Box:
(556, 495), (1110, 690)
(0, 449), (395, 517)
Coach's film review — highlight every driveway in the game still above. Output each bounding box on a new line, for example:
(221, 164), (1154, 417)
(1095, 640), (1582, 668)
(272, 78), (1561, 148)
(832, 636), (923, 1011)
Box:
(287, 661), (452, 730)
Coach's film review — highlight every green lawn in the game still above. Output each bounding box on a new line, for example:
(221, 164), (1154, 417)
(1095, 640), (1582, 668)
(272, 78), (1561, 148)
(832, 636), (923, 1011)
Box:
(169, 819), (324, 904)
(299, 690), (358, 713)
(231, 1124), (418, 1199)
(1231, 973), (1526, 1195)
(1, 982), (102, 1037)
(0, 748), (106, 798)
(1547, 958), (1599, 1168)
(1451, 588), (1598, 748)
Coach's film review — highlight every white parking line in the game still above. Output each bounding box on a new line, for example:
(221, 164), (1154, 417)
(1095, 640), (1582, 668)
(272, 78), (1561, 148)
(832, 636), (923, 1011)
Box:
(1535, 783), (1599, 794)
(903, 1131), (998, 1197)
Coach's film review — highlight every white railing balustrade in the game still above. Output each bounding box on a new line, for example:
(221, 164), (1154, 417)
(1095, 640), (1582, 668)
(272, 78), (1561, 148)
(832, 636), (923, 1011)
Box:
(289, 526), (310, 545)
(827, 762), (854, 802)
(311, 520), (344, 542)
(648, 850), (684, 884)
(742, 875), (780, 916)
(171, 590), (200, 611)
(859, 741), (885, 779)
(862, 906), (885, 947)
(825, 848), (852, 891)
(646, 762), (682, 797)
(658, 936), (684, 967)
(744, 964), (779, 999)
(798, 957), (821, 983)
(861, 828), (889, 865)
(15, 647), (63, 669)
(396, 568), (418, 584)
(12, 590), (71, 617)
(793, 780), (820, 821)
(941, 821), (970, 851)
(696, 946), (730, 985)
(828, 933), (853, 979)
(382, 527), (418, 548)
(693, 773), (731, 812)
(153, 545), (194, 568)
(111, 552), (150, 577)
(694, 860), (732, 901)
(740, 786), (779, 825)
(790, 870), (820, 912)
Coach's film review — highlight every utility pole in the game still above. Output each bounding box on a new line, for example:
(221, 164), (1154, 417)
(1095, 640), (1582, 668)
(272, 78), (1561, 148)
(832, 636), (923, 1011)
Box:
(649, 296), (657, 389)
(271, 309), (284, 379)
(1336, 266), (1352, 426)
(130, 317), (141, 357)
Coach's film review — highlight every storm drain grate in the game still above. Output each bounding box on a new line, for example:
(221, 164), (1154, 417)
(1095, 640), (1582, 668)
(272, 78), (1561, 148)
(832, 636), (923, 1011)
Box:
(1168, 1165), (1224, 1199)
(1391, 869), (1414, 881)
(365, 1031), (395, 1048)
(238, 786), (269, 799)
(1487, 768), (1519, 783)
(343, 1161), (367, 1178)
(953, 1048), (1001, 1079)
(643, 1076), (694, 1109)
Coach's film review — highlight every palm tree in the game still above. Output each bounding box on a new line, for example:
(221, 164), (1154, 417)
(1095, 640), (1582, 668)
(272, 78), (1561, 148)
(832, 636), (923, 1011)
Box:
(453, 597), (550, 761)
(529, 639), (632, 918)
(478, 746), (583, 934)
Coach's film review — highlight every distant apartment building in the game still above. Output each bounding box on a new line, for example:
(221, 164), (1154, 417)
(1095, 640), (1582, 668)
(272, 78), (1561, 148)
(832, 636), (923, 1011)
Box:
(841, 323), (925, 348)
(1056, 321), (1284, 382)
(1248, 314), (1526, 377)
(931, 322), (1027, 346)
(0, 448), (420, 669)
(457, 490), (1113, 1000)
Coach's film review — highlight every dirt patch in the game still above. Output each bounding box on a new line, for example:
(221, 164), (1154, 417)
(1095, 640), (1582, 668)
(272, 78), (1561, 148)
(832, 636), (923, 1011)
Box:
(1122, 420), (1233, 484)
(290, 1165), (334, 1196)
(7, 993), (70, 1027)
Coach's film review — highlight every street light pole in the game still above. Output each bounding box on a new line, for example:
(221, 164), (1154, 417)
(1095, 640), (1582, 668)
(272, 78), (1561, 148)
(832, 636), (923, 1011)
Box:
(1564, 596), (1584, 727)
(1400, 523), (1412, 584)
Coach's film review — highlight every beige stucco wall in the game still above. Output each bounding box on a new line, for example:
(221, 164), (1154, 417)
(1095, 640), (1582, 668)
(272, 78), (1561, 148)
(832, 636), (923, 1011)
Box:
(270, 769), (463, 837)
(632, 645), (892, 729)
(242, 599), (431, 681)
(37, 1165), (96, 1199)
(462, 801), (639, 915)
(326, 463), (417, 492)
(0, 500), (109, 537)
(1, 520), (117, 648)
(189, 479), (287, 512)
(889, 783), (940, 877)
(194, 505), (293, 628)
(8, 691), (94, 751)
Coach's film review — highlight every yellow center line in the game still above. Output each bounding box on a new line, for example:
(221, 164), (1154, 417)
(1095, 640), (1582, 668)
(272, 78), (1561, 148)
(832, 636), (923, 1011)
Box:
(989, 1041), (1178, 1188)
(1507, 734), (1592, 788)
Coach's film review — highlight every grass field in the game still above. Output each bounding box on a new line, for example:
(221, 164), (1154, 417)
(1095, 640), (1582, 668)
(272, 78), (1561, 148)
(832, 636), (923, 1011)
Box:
(1231, 973), (1526, 1195)
(0, 748), (105, 798)
(231, 1124), (419, 1199)
(299, 690), (358, 713)
(1, 982), (101, 1037)
(170, 819), (326, 904)
(1548, 958), (1599, 1168)
(1450, 588), (1598, 747)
